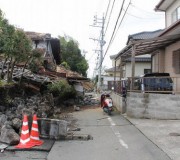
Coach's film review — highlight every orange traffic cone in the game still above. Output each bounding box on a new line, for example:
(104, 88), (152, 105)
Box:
(15, 115), (35, 148)
(29, 114), (44, 146)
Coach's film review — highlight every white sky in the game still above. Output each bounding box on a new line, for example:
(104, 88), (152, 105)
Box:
(0, 0), (165, 78)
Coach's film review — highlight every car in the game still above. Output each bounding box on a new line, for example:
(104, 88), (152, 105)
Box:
(133, 73), (173, 94)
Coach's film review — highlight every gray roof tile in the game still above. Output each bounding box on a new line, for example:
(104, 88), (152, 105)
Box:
(127, 29), (164, 44)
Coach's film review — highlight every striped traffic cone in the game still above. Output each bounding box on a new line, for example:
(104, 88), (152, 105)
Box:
(29, 114), (44, 146)
(15, 115), (35, 148)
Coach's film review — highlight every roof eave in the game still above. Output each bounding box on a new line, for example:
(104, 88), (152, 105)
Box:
(159, 20), (180, 37)
(155, 0), (166, 11)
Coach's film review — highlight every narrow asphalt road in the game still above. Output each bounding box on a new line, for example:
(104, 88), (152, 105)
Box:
(47, 107), (171, 160)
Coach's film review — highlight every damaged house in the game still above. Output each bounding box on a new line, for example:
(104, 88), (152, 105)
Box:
(25, 31), (61, 71)
(24, 31), (91, 95)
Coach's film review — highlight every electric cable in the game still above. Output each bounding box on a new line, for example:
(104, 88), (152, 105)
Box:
(98, 0), (126, 69)
(104, 0), (111, 21)
(112, 1), (131, 43)
(104, 0), (116, 35)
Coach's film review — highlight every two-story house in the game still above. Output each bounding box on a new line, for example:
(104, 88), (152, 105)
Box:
(113, 0), (180, 93)
(154, 0), (180, 92)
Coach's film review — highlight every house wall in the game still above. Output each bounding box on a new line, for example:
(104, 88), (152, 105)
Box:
(125, 62), (151, 77)
(105, 70), (120, 77)
(164, 40), (180, 77)
(126, 92), (180, 119)
(164, 40), (180, 92)
(102, 76), (120, 85)
(152, 50), (165, 72)
(112, 58), (121, 67)
(32, 40), (48, 54)
(101, 75), (120, 90)
(111, 92), (126, 113)
(166, 0), (180, 27)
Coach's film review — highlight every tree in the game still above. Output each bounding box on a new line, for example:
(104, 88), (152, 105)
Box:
(19, 48), (43, 84)
(27, 48), (44, 73)
(0, 10), (15, 79)
(8, 29), (33, 82)
(0, 9), (35, 83)
(59, 35), (89, 77)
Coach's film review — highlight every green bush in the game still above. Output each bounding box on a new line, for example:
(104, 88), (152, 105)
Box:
(47, 79), (76, 100)
(0, 80), (14, 87)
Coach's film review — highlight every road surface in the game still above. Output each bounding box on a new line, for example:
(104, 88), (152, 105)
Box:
(48, 107), (171, 160)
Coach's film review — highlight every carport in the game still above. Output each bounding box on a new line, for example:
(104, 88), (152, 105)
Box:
(113, 33), (180, 89)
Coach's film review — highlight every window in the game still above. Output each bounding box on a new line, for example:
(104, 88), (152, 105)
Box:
(173, 49), (180, 74)
(144, 69), (151, 74)
(172, 7), (180, 24)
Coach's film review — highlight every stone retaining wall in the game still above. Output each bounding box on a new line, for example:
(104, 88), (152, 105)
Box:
(111, 92), (180, 119)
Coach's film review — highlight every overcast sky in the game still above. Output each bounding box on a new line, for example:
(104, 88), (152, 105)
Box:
(0, 0), (164, 78)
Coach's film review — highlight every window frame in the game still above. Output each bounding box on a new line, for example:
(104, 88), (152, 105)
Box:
(172, 6), (180, 24)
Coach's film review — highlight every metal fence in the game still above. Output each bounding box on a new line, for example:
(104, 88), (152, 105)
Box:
(105, 76), (180, 95)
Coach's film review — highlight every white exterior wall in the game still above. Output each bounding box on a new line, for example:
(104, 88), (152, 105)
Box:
(74, 83), (84, 92)
(102, 76), (120, 86)
(125, 62), (151, 78)
(37, 41), (47, 50)
(112, 58), (121, 67)
(166, 0), (180, 27)
(112, 59), (115, 67)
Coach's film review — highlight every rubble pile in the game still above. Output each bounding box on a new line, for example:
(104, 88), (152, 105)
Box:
(0, 92), (99, 145)
(0, 60), (96, 145)
(80, 94), (99, 106)
(0, 94), (55, 145)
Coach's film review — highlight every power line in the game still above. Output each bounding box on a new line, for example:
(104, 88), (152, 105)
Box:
(112, 1), (131, 43)
(98, 0), (126, 69)
(131, 4), (162, 15)
(104, 0), (116, 35)
(104, 0), (111, 21)
(124, 9), (164, 19)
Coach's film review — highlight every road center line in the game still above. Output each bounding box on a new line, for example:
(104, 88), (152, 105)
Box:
(108, 117), (128, 149)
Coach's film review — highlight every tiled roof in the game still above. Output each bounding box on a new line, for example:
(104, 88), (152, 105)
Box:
(26, 31), (51, 40)
(110, 29), (164, 60)
(127, 29), (164, 44)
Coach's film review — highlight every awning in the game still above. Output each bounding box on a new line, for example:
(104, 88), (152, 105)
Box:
(115, 33), (180, 60)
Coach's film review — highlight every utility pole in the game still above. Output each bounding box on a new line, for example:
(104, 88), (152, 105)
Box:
(90, 14), (105, 91)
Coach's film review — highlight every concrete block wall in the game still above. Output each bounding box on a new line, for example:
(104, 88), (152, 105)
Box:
(111, 92), (180, 119)
(126, 93), (180, 119)
(111, 92), (126, 113)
